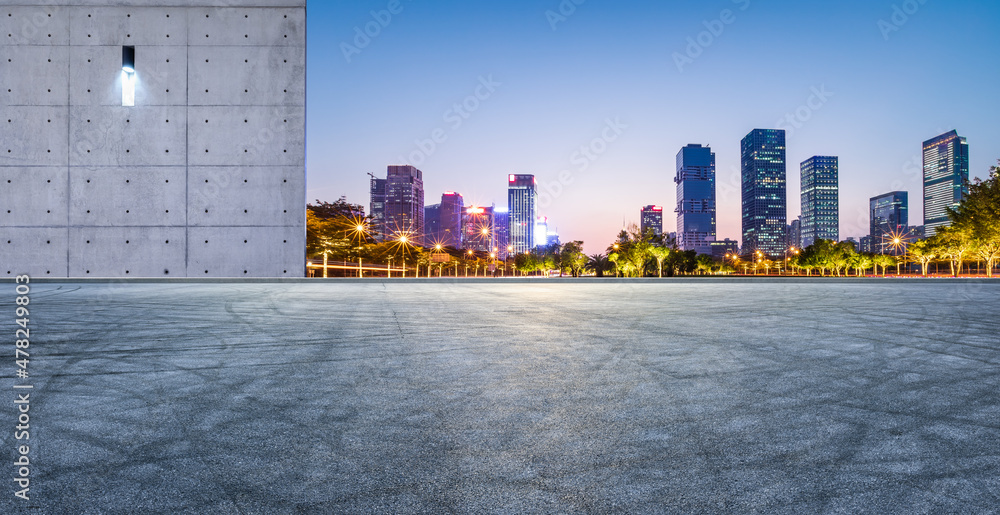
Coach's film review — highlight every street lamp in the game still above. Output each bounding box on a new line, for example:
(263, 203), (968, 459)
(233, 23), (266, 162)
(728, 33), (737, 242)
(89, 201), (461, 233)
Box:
(397, 234), (410, 277)
(353, 223), (368, 278)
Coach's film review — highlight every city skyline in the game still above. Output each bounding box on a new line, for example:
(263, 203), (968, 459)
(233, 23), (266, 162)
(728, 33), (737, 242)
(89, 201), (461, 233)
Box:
(308, 1), (1000, 254)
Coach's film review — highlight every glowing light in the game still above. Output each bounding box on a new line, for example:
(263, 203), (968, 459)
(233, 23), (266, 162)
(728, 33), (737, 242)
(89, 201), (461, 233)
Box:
(121, 71), (135, 107)
(508, 175), (515, 182)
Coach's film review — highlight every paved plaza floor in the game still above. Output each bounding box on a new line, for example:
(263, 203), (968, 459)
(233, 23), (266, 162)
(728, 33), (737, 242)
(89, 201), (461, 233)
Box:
(2, 280), (999, 513)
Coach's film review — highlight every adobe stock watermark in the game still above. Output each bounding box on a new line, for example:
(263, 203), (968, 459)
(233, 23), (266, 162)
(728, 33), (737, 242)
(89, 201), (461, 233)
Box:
(396, 75), (501, 166)
(878, 0), (930, 41)
(537, 117), (627, 208)
(774, 84), (834, 140)
(545, 0), (586, 31)
(341, 0), (413, 63)
(673, 0), (751, 73)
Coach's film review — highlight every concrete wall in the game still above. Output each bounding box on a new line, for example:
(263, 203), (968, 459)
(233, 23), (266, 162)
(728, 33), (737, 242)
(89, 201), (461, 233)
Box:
(1, 0), (306, 277)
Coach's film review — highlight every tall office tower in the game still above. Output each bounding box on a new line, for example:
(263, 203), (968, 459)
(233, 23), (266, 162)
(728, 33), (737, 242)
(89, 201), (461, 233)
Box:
(870, 191), (908, 255)
(385, 165), (425, 243)
(463, 205), (494, 252)
(800, 156), (839, 247)
(741, 129), (787, 257)
(859, 236), (873, 254)
(787, 216), (802, 249)
(0, 1), (306, 277)
(424, 204), (441, 245)
(369, 177), (388, 239)
(439, 191), (464, 248)
(923, 130), (969, 236)
(641, 205), (664, 237)
(493, 208), (509, 259)
(535, 216), (549, 249)
(546, 230), (560, 247)
(507, 174), (536, 255)
(675, 144), (717, 255)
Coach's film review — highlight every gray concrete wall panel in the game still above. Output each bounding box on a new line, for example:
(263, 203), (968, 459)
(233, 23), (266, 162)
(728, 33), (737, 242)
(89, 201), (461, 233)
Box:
(187, 8), (304, 47)
(187, 45), (304, 106)
(68, 7), (189, 47)
(68, 226), (185, 276)
(69, 166), (186, 226)
(0, 167), (68, 226)
(187, 165), (302, 227)
(187, 106), (303, 166)
(70, 45), (188, 106)
(1, 45), (69, 106)
(1, 106), (69, 166)
(0, 7), (69, 46)
(187, 226), (303, 277)
(2, 227), (67, 277)
(69, 105), (186, 166)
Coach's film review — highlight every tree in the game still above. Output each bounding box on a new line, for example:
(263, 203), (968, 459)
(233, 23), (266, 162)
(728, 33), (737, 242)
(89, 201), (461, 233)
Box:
(695, 254), (714, 275)
(872, 254), (896, 277)
(933, 225), (975, 277)
(307, 197), (364, 220)
(947, 161), (1000, 277)
(908, 239), (936, 276)
(560, 241), (587, 277)
(605, 224), (655, 277)
(649, 247), (671, 278)
(586, 254), (611, 277)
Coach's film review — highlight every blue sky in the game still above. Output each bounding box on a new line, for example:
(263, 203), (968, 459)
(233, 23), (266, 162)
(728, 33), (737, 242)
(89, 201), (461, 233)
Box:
(307, 0), (1000, 253)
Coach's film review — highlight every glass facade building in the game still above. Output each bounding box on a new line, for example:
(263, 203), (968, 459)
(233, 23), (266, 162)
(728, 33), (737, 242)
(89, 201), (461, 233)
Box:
(800, 156), (839, 247)
(870, 191), (908, 255)
(463, 205), (495, 252)
(507, 175), (537, 255)
(675, 144), (716, 255)
(382, 165), (425, 244)
(922, 130), (969, 236)
(439, 192), (464, 248)
(741, 129), (787, 257)
(640, 205), (664, 238)
(369, 177), (388, 240)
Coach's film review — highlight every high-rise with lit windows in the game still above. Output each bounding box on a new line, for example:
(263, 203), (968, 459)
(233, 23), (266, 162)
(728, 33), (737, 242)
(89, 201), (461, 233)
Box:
(384, 165), (425, 244)
(870, 191), (908, 255)
(676, 144), (716, 254)
(922, 130), (968, 236)
(800, 156), (839, 247)
(507, 174), (536, 255)
(439, 191), (464, 248)
(640, 205), (664, 238)
(741, 129), (787, 257)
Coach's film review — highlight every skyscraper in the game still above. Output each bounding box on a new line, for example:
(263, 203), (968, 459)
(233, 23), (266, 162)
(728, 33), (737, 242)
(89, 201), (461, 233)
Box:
(923, 130), (969, 236)
(424, 204), (441, 245)
(675, 144), (717, 255)
(870, 191), (908, 255)
(800, 156), (839, 247)
(369, 177), (388, 239)
(787, 216), (802, 249)
(508, 175), (536, 255)
(641, 205), (664, 238)
(741, 129), (787, 257)
(439, 192), (464, 248)
(494, 208), (510, 259)
(464, 205), (494, 252)
(384, 165), (425, 243)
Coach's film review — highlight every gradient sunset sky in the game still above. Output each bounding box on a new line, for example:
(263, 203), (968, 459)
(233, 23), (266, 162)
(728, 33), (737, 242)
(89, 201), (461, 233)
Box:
(306, 0), (1000, 254)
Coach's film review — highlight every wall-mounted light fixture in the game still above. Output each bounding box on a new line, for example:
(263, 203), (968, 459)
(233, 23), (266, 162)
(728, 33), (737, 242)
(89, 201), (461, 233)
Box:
(122, 45), (135, 107)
